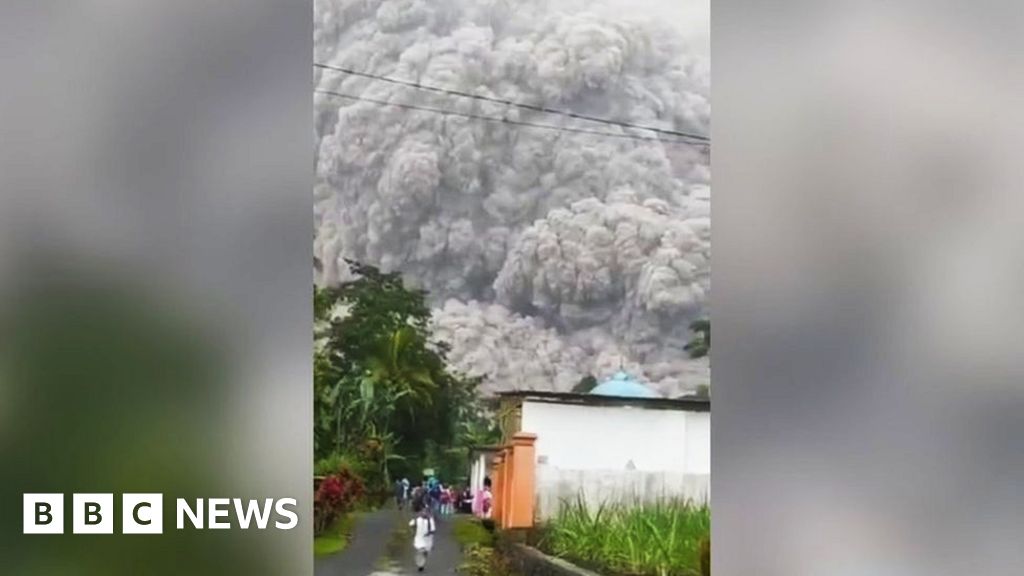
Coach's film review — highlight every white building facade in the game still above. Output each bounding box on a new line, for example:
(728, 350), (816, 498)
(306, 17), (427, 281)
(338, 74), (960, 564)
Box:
(497, 390), (710, 520)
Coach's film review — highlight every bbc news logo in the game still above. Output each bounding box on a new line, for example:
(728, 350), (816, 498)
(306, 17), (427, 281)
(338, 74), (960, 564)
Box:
(23, 494), (298, 534)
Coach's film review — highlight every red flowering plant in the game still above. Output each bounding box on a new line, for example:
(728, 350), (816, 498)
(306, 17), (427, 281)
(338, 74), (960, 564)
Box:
(314, 466), (366, 535)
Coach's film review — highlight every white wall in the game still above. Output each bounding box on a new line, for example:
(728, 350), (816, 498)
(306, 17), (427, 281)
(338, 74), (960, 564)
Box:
(520, 399), (710, 519)
(470, 453), (489, 491)
(521, 400), (709, 474)
(535, 468), (709, 520)
(685, 411), (711, 475)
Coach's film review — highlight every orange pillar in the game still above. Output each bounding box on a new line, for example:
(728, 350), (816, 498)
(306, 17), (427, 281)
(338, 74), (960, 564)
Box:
(502, 445), (515, 529)
(507, 432), (537, 529)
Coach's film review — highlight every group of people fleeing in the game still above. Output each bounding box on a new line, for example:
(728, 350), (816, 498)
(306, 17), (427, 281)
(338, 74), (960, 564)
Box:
(394, 474), (494, 572)
(394, 476), (459, 515)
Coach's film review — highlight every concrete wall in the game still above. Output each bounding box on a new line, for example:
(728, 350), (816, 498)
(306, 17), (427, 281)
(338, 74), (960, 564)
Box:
(685, 411), (711, 475)
(534, 466), (709, 520)
(518, 399), (710, 520)
(520, 400), (709, 474)
(499, 542), (604, 576)
(470, 452), (488, 491)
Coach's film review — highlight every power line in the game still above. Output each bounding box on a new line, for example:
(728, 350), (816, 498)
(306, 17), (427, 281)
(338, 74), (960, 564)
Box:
(314, 62), (710, 143)
(315, 89), (709, 148)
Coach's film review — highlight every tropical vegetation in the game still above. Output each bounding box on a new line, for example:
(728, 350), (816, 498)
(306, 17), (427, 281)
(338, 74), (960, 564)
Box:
(313, 260), (499, 537)
(313, 466), (364, 535)
(537, 496), (710, 576)
(684, 319), (710, 359)
(454, 516), (514, 576)
(685, 319), (710, 398)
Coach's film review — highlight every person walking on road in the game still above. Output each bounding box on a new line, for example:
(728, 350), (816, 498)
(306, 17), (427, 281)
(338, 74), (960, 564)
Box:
(394, 478), (406, 510)
(409, 499), (436, 572)
(428, 478), (442, 515)
(440, 485), (454, 515)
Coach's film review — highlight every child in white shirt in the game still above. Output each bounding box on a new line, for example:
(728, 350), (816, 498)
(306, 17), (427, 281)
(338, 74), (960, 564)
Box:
(409, 501), (436, 572)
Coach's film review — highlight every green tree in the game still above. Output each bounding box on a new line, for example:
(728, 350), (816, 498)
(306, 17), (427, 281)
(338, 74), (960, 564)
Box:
(314, 261), (492, 488)
(684, 319), (710, 358)
(364, 326), (437, 410)
(358, 326), (438, 484)
(571, 374), (598, 394)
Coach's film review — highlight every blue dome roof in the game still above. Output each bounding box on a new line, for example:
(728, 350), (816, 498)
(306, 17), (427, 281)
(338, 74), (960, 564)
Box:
(590, 371), (660, 399)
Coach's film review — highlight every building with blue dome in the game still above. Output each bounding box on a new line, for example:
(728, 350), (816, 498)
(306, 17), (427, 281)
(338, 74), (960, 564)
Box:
(589, 371), (661, 399)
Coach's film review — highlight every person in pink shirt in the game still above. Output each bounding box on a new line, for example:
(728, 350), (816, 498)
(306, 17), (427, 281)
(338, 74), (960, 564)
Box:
(475, 476), (493, 519)
(439, 484), (453, 515)
(472, 485), (483, 517)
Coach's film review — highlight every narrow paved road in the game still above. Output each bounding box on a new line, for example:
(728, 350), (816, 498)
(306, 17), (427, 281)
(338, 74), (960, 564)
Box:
(315, 507), (463, 576)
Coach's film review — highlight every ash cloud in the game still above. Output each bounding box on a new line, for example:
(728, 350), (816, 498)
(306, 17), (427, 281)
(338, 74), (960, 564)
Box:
(315, 0), (710, 395)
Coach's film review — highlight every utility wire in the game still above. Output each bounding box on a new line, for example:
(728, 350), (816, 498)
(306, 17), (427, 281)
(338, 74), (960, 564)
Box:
(314, 62), (710, 143)
(315, 89), (709, 148)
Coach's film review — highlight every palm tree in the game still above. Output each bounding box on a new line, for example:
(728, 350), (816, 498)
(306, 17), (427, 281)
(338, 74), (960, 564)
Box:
(365, 326), (436, 407)
(456, 415), (501, 448)
(360, 326), (437, 484)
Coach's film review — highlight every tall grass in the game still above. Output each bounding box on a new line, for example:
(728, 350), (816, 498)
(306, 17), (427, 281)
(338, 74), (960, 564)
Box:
(538, 495), (709, 576)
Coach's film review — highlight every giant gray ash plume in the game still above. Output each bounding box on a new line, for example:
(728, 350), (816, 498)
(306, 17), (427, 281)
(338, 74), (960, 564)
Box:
(315, 0), (710, 396)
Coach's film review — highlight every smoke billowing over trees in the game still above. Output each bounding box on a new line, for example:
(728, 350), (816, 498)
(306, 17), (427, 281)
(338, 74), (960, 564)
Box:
(315, 0), (710, 396)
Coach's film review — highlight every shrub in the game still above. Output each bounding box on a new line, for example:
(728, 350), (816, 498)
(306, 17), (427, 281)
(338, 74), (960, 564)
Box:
(316, 452), (390, 510)
(314, 453), (356, 477)
(313, 467), (365, 535)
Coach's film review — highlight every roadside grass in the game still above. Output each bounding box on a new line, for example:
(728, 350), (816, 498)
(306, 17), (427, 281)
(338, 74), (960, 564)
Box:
(452, 515), (495, 549)
(453, 515), (516, 576)
(537, 496), (710, 576)
(313, 512), (359, 557)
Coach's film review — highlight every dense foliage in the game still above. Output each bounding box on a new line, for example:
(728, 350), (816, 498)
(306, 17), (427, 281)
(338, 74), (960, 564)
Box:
(684, 319), (710, 359)
(314, 261), (498, 490)
(313, 466), (364, 536)
(685, 319), (710, 397)
(538, 496), (710, 576)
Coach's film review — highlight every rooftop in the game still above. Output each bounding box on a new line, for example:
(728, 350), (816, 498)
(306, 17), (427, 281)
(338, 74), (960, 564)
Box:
(495, 389), (709, 412)
(590, 370), (661, 399)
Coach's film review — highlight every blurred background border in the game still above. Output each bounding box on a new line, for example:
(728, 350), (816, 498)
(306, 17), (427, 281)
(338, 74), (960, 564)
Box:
(1, 1), (313, 574)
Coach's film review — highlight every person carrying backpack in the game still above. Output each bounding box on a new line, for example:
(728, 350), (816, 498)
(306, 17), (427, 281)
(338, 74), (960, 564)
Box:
(409, 499), (436, 572)
(431, 481), (443, 514)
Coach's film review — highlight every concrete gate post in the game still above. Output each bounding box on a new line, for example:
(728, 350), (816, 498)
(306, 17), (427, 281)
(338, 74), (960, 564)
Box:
(507, 432), (537, 529)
